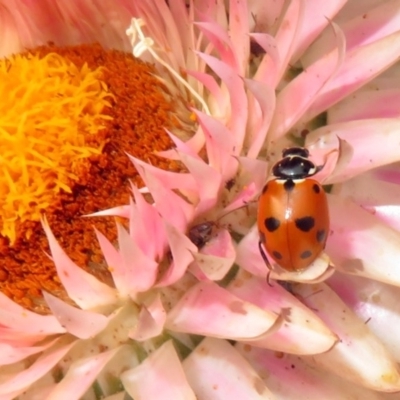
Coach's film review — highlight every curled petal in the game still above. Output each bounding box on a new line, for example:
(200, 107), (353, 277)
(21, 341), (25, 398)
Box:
(329, 272), (400, 363)
(85, 205), (130, 218)
(290, 0), (347, 62)
(133, 161), (195, 232)
(116, 223), (158, 296)
(236, 225), (333, 283)
(328, 195), (400, 287)
(156, 222), (197, 287)
(228, 0), (250, 75)
(244, 78), (276, 159)
(43, 292), (109, 339)
(194, 110), (238, 178)
(305, 0), (400, 62)
(183, 337), (273, 399)
(195, 56), (247, 155)
(121, 340), (196, 400)
(228, 272), (337, 354)
(268, 0), (302, 86)
(0, 337), (59, 367)
(269, 22), (345, 142)
(328, 88), (400, 123)
(331, 170), (400, 232)
(46, 346), (132, 400)
(195, 22), (237, 69)
(42, 218), (118, 310)
(303, 30), (400, 122)
(166, 281), (278, 339)
(129, 294), (166, 341)
(0, 337), (76, 397)
(189, 229), (235, 281)
(177, 151), (223, 216)
(0, 292), (64, 336)
(236, 343), (384, 400)
(297, 283), (400, 391)
(130, 185), (167, 260)
(307, 119), (400, 183)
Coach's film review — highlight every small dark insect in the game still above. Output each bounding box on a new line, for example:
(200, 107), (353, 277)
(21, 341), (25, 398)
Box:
(225, 178), (236, 191)
(188, 222), (215, 249)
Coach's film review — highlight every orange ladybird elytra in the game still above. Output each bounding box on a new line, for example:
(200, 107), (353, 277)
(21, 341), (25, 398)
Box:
(257, 147), (329, 272)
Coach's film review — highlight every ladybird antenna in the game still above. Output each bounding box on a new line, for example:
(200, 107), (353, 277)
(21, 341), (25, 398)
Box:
(216, 201), (254, 223)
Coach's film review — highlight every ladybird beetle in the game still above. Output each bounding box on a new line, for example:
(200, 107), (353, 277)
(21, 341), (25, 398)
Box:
(257, 147), (329, 272)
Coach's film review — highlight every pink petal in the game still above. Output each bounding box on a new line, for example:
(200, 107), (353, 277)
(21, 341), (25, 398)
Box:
(236, 343), (384, 400)
(290, 0), (347, 62)
(328, 89), (400, 123)
(0, 292), (64, 336)
(128, 155), (196, 192)
(306, 0), (400, 62)
(194, 110), (238, 179)
(121, 340), (196, 400)
(84, 205), (130, 218)
(189, 229), (235, 281)
(0, 4), (22, 57)
(183, 337), (273, 400)
(244, 78), (276, 158)
(221, 182), (258, 215)
(328, 194), (400, 286)
(331, 170), (400, 231)
(252, 33), (280, 87)
(94, 228), (129, 296)
(116, 222), (158, 295)
(195, 55), (247, 155)
(0, 337), (59, 366)
(156, 222), (196, 287)
(43, 292), (109, 339)
(228, 272), (337, 355)
(129, 294), (166, 341)
(129, 159), (195, 232)
(130, 185), (167, 260)
(166, 281), (278, 339)
(269, 22), (345, 142)
(46, 346), (129, 400)
(306, 119), (400, 183)
(302, 30), (400, 122)
(195, 22), (238, 69)
(228, 0), (249, 75)
(0, 338), (75, 396)
(186, 70), (225, 114)
(297, 283), (400, 391)
(177, 151), (223, 216)
(329, 272), (400, 362)
(42, 218), (118, 309)
(268, 0), (302, 86)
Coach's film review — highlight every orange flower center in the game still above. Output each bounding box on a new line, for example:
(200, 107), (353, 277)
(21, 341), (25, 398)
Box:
(0, 43), (183, 311)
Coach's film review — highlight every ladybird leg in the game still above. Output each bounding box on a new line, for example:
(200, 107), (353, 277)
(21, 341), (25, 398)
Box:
(258, 241), (274, 287)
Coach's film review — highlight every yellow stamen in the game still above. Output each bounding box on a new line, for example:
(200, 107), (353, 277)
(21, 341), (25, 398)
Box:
(0, 52), (112, 243)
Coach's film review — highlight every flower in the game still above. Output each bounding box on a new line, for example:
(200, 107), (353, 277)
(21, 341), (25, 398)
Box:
(1, 0), (400, 399)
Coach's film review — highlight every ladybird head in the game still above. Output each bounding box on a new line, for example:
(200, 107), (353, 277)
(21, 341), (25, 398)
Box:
(272, 147), (319, 179)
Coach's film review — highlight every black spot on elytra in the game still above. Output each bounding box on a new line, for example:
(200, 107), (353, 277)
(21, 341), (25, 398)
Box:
(313, 184), (320, 194)
(295, 216), (315, 232)
(283, 179), (295, 192)
(316, 229), (326, 243)
(262, 183), (269, 194)
(300, 250), (312, 259)
(264, 217), (280, 232)
(272, 250), (283, 260)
